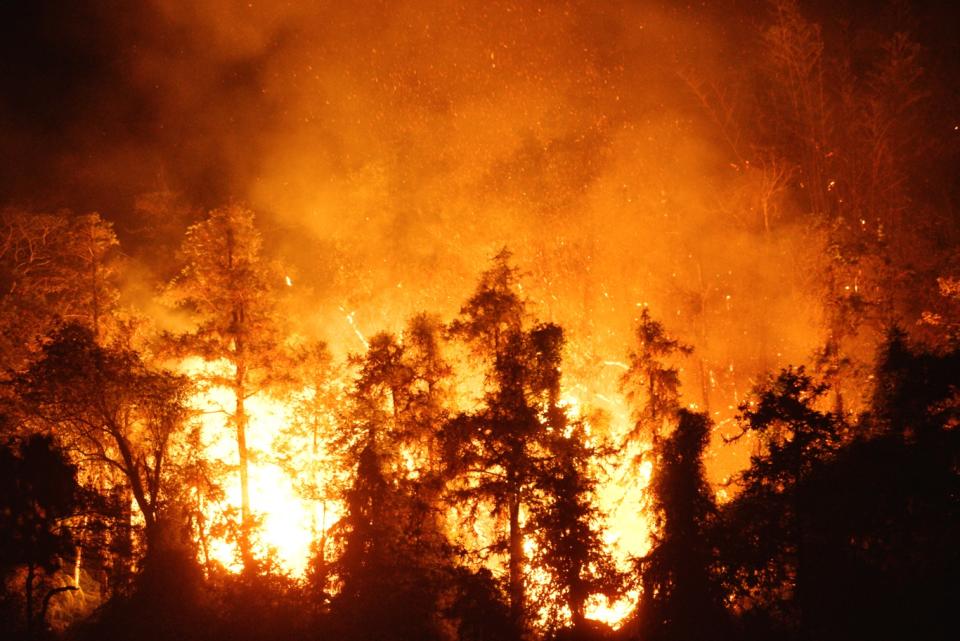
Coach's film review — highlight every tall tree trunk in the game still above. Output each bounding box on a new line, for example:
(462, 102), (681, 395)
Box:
(235, 377), (253, 572)
(225, 213), (253, 573)
(508, 490), (525, 637)
(312, 500), (329, 604)
(110, 485), (134, 598)
(570, 579), (587, 634)
(695, 256), (711, 413)
(87, 217), (101, 342)
(73, 518), (85, 588)
(196, 499), (212, 575)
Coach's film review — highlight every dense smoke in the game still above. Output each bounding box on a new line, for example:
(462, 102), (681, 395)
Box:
(2, 0), (958, 481)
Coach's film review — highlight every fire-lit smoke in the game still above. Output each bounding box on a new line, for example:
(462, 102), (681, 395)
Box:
(4, 1), (958, 634)
(2, 1), (826, 439)
(2, 0), (892, 626)
(114, 1), (822, 437)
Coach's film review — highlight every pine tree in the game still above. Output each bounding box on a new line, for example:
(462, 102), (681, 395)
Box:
(531, 421), (622, 638)
(163, 204), (289, 572)
(444, 250), (541, 636)
(620, 308), (692, 445)
(719, 367), (842, 639)
(400, 313), (453, 477)
(445, 250), (604, 637)
(521, 323), (622, 637)
(330, 328), (454, 641)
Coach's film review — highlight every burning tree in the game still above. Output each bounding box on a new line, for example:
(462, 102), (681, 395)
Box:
(328, 325), (456, 641)
(12, 324), (193, 560)
(443, 249), (542, 635)
(620, 307), (693, 444)
(163, 204), (290, 573)
(0, 210), (121, 372)
(444, 250), (619, 636)
(635, 410), (730, 641)
(529, 419), (623, 639)
(278, 340), (344, 599)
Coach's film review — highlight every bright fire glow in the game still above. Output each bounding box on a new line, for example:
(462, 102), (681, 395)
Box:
(585, 591), (641, 629)
(181, 357), (341, 576)
(175, 361), (651, 628)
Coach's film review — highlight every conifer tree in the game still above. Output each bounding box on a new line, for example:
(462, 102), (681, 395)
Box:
(620, 308), (692, 444)
(523, 323), (622, 636)
(163, 204), (289, 572)
(445, 250), (539, 635)
(330, 328), (454, 641)
(446, 250), (599, 636)
(720, 367), (842, 638)
(531, 420), (622, 638)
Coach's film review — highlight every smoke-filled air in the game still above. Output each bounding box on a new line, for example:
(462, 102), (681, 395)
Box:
(0, 1), (958, 640)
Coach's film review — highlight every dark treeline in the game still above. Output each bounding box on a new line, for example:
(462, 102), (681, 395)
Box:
(0, 203), (956, 641)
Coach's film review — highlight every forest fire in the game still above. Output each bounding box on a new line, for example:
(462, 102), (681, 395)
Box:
(182, 351), (649, 630)
(182, 357), (335, 577)
(1, 1), (959, 641)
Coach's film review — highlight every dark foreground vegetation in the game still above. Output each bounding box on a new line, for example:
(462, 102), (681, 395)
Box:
(0, 230), (956, 641)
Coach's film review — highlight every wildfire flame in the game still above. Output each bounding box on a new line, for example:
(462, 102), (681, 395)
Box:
(181, 357), (341, 576)
(178, 360), (649, 627)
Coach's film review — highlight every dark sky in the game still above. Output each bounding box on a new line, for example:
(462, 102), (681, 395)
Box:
(0, 1), (257, 212)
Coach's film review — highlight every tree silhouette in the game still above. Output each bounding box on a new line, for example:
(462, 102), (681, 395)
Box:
(620, 308), (692, 444)
(445, 250), (560, 635)
(524, 323), (622, 638)
(530, 419), (622, 639)
(329, 328), (455, 641)
(635, 410), (729, 641)
(445, 566), (514, 641)
(0, 432), (81, 638)
(712, 332), (960, 641)
(718, 367), (842, 639)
